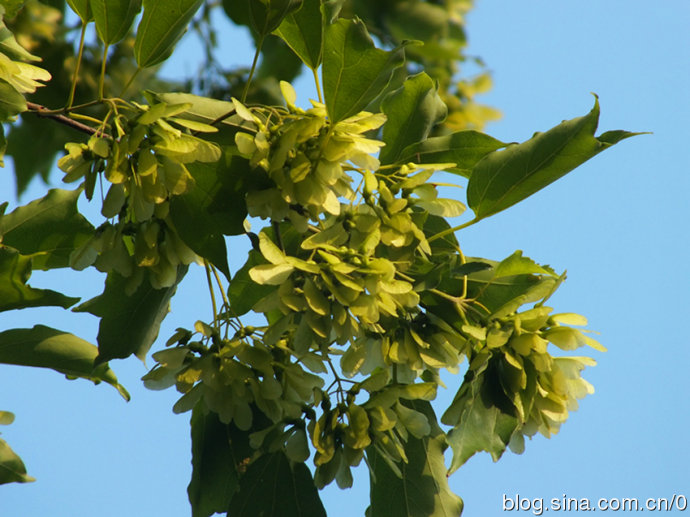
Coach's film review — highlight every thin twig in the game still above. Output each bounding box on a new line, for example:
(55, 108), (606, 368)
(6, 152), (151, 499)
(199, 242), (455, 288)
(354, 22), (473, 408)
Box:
(26, 102), (111, 139)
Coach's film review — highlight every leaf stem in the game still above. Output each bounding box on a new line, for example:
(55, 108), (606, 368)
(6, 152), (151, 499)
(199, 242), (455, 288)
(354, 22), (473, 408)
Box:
(204, 261), (219, 328)
(98, 43), (110, 100)
(67, 21), (88, 109)
(118, 68), (141, 99)
(312, 67), (323, 104)
(242, 35), (265, 103)
(427, 217), (479, 242)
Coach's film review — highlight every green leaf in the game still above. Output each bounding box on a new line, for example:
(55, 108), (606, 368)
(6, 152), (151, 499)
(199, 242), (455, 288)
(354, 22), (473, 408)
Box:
(0, 325), (129, 400)
(467, 97), (642, 221)
(379, 73), (447, 165)
(170, 153), (250, 280)
(0, 247), (79, 312)
(227, 250), (276, 316)
(134, 0), (204, 68)
(188, 404), (244, 517)
(0, 189), (95, 270)
(399, 130), (506, 178)
(74, 268), (186, 364)
(90, 0), (142, 45)
(249, 0), (303, 37)
(66, 0), (92, 22)
(0, 80), (27, 120)
(274, 0), (323, 69)
(415, 198), (466, 218)
(323, 17), (407, 123)
(0, 15), (40, 62)
(494, 250), (557, 278)
(443, 367), (518, 473)
(228, 451), (326, 517)
(367, 401), (463, 517)
(0, 438), (34, 485)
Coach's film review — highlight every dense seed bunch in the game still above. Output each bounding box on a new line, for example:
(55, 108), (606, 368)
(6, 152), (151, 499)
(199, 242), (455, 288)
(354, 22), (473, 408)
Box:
(59, 101), (222, 290)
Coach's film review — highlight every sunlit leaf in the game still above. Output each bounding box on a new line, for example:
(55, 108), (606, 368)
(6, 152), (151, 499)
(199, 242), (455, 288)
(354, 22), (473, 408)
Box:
(467, 97), (642, 221)
(0, 325), (129, 400)
(323, 18), (407, 123)
(494, 250), (557, 278)
(135, 0), (204, 68)
(0, 81), (27, 120)
(379, 73), (447, 165)
(399, 130), (506, 178)
(74, 268), (187, 364)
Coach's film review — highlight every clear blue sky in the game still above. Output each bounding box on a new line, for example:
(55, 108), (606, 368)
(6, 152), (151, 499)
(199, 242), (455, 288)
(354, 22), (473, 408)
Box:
(2, 1), (689, 515)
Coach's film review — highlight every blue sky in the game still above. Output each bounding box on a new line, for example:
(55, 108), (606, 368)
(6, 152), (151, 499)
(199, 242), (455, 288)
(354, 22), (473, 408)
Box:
(2, 1), (689, 516)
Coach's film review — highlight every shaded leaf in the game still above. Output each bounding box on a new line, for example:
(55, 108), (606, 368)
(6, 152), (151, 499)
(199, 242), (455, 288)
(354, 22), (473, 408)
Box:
(249, 0), (303, 37)
(0, 189), (94, 270)
(467, 97), (642, 221)
(227, 250), (276, 317)
(66, 0), (92, 22)
(379, 72), (447, 165)
(323, 17), (407, 123)
(367, 400), (463, 517)
(74, 268), (187, 364)
(0, 247), (79, 312)
(274, 0), (323, 69)
(228, 451), (326, 517)
(399, 130), (506, 178)
(0, 438), (34, 485)
(170, 153), (250, 280)
(135, 0), (204, 68)
(90, 0), (142, 45)
(189, 404), (244, 517)
(443, 366), (518, 473)
(0, 325), (129, 400)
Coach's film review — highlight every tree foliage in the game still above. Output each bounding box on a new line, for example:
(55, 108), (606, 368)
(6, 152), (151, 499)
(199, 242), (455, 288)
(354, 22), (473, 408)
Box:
(0, 1), (639, 515)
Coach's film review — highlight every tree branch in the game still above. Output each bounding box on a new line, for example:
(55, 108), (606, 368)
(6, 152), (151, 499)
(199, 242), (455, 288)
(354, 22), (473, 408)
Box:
(25, 102), (111, 139)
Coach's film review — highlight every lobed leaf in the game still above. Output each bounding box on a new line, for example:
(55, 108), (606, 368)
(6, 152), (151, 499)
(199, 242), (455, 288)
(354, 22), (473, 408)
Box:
(170, 153), (250, 279)
(467, 97), (642, 221)
(274, 0), (323, 69)
(399, 130), (506, 178)
(323, 17), (407, 123)
(74, 268), (187, 364)
(379, 72), (447, 165)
